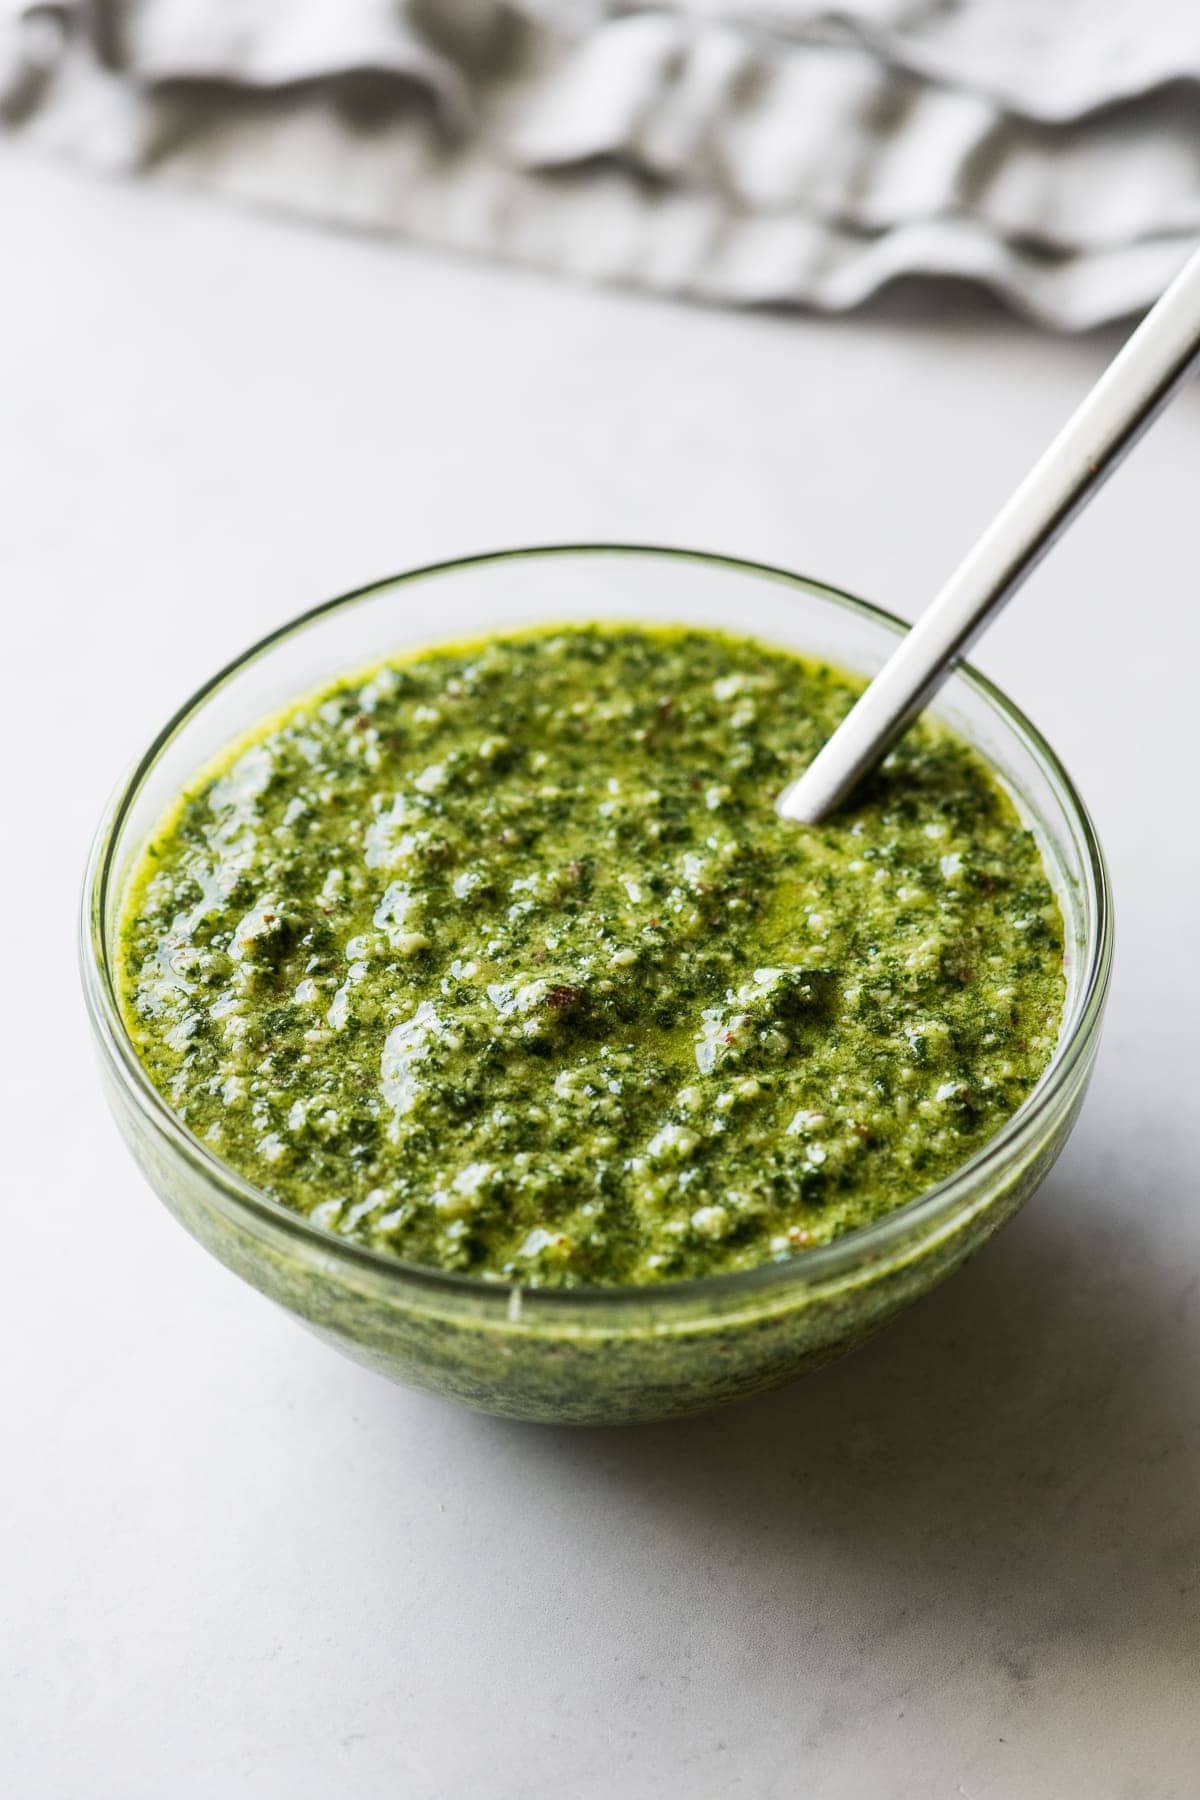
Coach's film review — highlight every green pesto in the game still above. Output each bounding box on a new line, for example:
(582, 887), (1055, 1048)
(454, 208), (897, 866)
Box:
(118, 625), (1065, 1290)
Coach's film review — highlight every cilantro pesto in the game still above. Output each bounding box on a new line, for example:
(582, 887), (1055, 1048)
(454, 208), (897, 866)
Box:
(118, 625), (1065, 1290)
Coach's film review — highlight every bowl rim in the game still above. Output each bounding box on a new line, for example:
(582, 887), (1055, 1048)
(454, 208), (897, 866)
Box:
(80, 541), (1113, 1313)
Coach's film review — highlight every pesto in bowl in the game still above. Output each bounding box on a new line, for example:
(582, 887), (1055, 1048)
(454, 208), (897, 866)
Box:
(118, 624), (1063, 1290)
(84, 547), (1109, 1422)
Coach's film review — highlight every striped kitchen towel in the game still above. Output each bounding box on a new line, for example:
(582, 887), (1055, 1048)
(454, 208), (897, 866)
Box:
(4, 0), (1198, 327)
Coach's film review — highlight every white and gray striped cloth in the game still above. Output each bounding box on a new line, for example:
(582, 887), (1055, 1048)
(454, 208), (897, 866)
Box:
(4, 0), (1198, 327)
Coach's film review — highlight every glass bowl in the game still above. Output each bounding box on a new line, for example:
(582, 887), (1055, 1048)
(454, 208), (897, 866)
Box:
(81, 546), (1112, 1425)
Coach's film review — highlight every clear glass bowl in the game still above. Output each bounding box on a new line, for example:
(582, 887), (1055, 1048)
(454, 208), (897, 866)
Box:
(81, 547), (1112, 1425)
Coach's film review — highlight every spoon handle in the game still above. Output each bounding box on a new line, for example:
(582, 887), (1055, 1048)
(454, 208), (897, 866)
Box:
(778, 242), (1200, 825)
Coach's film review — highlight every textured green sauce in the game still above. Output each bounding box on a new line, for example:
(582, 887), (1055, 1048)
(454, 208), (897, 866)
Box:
(119, 625), (1065, 1289)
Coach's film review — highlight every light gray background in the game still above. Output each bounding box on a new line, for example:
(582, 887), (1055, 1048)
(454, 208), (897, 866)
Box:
(3, 152), (1196, 1799)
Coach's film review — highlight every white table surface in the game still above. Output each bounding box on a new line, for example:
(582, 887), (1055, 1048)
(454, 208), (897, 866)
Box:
(4, 151), (1198, 1800)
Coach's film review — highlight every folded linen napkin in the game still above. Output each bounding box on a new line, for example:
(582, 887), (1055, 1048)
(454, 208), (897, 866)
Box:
(4, 0), (1198, 327)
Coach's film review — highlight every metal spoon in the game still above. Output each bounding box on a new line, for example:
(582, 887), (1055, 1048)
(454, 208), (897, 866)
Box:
(777, 242), (1200, 826)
